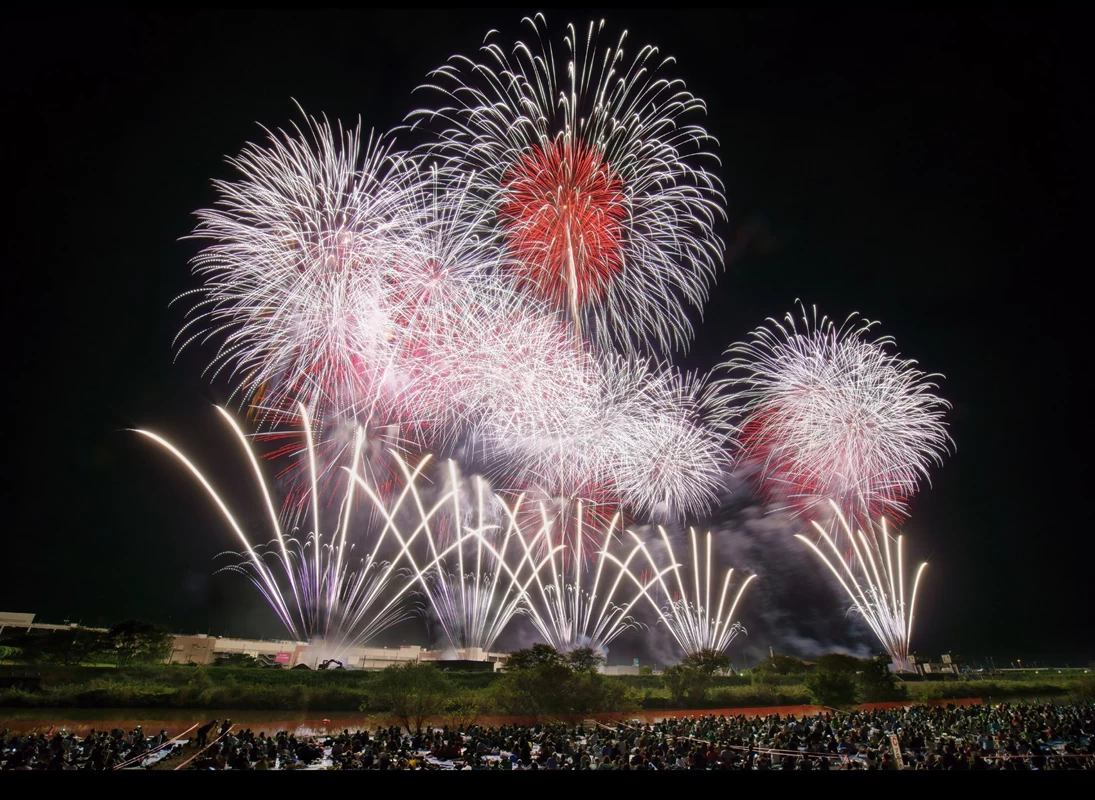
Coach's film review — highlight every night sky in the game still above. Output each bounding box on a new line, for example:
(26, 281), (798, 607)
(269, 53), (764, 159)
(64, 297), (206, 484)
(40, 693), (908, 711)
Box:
(4, 10), (1090, 667)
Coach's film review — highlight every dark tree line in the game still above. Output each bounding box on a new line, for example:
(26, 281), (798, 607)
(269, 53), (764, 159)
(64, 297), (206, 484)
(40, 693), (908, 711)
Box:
(0, 619), (173, 668)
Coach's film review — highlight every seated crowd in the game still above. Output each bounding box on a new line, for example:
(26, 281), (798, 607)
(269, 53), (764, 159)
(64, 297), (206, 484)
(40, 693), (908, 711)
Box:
(2, 701), (1092, 770)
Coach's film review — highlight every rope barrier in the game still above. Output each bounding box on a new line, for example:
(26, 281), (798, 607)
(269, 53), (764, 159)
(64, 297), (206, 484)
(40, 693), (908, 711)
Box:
(113, 722), (199, 770)
(173, 724), (237, 771)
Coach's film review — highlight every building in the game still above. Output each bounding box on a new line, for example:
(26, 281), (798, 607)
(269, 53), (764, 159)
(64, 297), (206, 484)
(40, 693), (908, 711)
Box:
(164, 637), (514, 670)
(0, 612), (109, 636)
(907, 653), (961, 677)
(2, 611), (509, 671)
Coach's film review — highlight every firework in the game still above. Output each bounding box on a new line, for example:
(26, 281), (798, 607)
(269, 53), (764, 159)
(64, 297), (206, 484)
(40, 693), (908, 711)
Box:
(475, 349), (731, 520)
(404, 461), (530, 652)
(490, 499), (677, 653)
(711, 302), (951, 526)
(607, 360), (731, 519)
(180, 111), (530, 518)
(795, 501), (927, 671)
(408, 14), (726, 352)
(631, 528), (756, 657)
(377, 166), (523, 442)
(180, 90), (732, 525)
(135, 406), (482, 658)
(179, 110), (427, 431)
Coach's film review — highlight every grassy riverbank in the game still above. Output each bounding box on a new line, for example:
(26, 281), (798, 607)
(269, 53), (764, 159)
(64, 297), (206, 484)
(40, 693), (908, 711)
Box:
(1, 665), (1089, 712)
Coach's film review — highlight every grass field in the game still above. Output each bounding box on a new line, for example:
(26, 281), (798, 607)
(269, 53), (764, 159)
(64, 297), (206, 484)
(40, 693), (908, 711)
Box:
(0, 665), (1089, 712)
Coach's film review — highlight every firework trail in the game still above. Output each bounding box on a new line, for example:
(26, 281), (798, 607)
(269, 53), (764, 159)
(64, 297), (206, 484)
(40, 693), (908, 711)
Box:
(135, 406), (483, 658)
(404, 461), (530, 653)
(710, 301), (951, 528)
(488, 500), (678, 653)
(408, 14), (726, 353)
(795, 501), (927, 671)
(631, 528), (756, 657)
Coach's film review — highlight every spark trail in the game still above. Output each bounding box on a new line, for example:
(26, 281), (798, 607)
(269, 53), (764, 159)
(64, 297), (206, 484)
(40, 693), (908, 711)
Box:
(135, 406), (482, 658)
(630, 528), (756, 657)
(795, 500), (927, 672)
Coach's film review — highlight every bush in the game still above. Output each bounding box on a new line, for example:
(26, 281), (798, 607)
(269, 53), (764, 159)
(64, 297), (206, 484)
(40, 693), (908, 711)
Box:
(856, 657), (907, 703)
(0, 645), (23, 662)
(661, 665), (711, 706)
(706, 685), (812, 707)
(750, 671), (805, 687)
(1072, 676), (1095, 701)
(814, 654), (862, 674)
(916, 683), (944, 701)
(365, 663), (453, 733)
(805, 670), (857, 706)
(681, 649), (732, 675)
(0, 629), (111, 666)
(213, 652), (260, 668)
(491, 661), (638, 719)
(442, 694), (483, 730)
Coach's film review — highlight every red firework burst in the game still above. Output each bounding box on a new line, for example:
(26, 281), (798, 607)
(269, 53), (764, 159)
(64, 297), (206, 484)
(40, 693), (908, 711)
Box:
(499, 137), (626, 321)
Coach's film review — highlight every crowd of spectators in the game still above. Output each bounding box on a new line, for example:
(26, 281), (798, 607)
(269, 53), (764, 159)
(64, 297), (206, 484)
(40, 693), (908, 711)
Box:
(0, 725), (172, 770)
(2, 700), (1092, 770)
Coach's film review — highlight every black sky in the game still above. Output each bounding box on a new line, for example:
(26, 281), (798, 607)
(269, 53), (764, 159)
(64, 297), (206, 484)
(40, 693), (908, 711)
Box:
(3, 9), (1091, 666)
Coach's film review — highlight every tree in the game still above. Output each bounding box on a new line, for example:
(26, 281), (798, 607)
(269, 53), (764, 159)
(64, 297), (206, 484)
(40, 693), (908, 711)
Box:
(638, 665), (654, 676)
(661, 665), (711, 706)
(566, 647), (605, 673)
(753, 654), (809, 676)
(491, 661), (575, 716)
(0, 628), (109, 666)
(442, 694), (483, 731)
(804, 670), (857, 706)
(814, 653), (863, 674)
(367, 662), (453, 734)
(108, 619), (173, 667)
(0, 645), (23, 662)
(502, 643), (566, 672)
(491, 661), (638, 719)
(856, 656), (907, 702)
(50, 629), (111, 666)
(682, 648), (732, 675)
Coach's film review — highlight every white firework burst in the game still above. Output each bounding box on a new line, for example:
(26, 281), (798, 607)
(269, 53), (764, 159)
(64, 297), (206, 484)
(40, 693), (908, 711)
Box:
(710, 301), (952, 524)
(473, 345), (730, 519)
(408, 14), (726, 353)
(179, 108), (426, 431)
